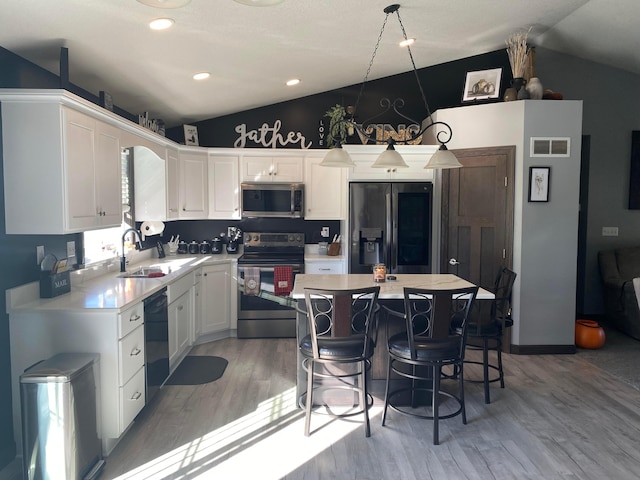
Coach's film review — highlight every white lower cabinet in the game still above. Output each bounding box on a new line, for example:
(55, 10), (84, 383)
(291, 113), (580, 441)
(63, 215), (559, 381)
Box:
(168, 289), (192, 370)
(200, 264), (231, 335)
(306, 260), (345, 274)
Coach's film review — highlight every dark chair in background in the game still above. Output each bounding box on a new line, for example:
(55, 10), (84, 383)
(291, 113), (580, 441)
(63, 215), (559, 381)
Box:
(464, 267), (517, 404)
(299, 286), (380, 437)
(381, 285), (478, 445)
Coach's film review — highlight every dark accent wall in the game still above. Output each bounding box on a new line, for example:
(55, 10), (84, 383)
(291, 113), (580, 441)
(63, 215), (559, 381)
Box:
(166, 50), (512, 147)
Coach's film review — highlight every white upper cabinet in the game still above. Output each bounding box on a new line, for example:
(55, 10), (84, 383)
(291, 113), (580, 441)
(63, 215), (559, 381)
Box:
(345, 145), (437, 181)
(1, 98), (122, 234)
(208, 152), (240, 219)
(179, 148), (208, 219)
(166, 146), (180, 220)
(304, 154), (346, 220)
(241, 154), (303, 182)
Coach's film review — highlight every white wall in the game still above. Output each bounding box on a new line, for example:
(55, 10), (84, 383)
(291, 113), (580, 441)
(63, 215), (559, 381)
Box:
(433, 100), (583, 347)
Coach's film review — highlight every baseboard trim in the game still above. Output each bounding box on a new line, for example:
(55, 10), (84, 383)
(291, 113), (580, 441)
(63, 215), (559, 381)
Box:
(509, 344), (576, 355)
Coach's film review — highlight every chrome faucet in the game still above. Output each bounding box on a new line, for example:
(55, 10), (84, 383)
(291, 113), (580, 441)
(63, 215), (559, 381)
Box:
(121, 228), (143, 272)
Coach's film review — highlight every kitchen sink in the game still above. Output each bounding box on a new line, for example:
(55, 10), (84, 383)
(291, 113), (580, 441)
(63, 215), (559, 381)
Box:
(118, 267), (166, 278)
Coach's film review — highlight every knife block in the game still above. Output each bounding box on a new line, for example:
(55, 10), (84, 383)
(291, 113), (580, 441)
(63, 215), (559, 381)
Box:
(327, 242), (341, 256)
(40, 270), (71, 298)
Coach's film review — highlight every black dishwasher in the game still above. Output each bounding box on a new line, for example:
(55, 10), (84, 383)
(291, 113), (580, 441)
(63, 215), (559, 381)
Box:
(144, 287), (169, 403)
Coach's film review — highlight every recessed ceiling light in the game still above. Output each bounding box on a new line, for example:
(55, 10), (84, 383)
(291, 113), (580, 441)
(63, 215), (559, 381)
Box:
(137, 0), (191, 8)
(233, 0), (285, 6)
(399, 38), (415, 47)
(149, 18), (174, 30)
(286, 78), (300, 86)
(193, 72), (211, 80)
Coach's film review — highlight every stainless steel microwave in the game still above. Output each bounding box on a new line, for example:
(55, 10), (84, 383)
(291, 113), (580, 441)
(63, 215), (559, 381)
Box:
(240, 183), (304, 218)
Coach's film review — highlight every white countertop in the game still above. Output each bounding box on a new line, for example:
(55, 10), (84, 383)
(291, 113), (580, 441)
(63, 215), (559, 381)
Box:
(7, 252), (240, 314)
(291, 274), (494, 299)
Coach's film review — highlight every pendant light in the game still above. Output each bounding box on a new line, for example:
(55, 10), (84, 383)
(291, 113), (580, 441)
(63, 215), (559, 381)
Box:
(321, 4), (460, 170)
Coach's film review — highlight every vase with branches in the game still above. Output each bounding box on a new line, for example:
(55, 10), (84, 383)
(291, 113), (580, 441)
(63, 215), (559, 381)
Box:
(505, 28), (531, 81)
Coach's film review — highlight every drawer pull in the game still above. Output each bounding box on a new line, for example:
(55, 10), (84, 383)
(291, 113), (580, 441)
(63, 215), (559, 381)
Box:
(130, 347), (141, 357)
(131, 391), (142, 401)
(319, 268), (331, 271)
(130, 314), (141, 322)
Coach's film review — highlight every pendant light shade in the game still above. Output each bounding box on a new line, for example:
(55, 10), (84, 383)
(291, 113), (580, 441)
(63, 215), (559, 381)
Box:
(371, 143), (409, 168)
(319, 145), (356, 167)
(424, 144), (463, 169)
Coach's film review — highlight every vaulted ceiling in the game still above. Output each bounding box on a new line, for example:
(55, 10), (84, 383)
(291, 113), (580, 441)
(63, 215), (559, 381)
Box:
(1, 0), (637, 127)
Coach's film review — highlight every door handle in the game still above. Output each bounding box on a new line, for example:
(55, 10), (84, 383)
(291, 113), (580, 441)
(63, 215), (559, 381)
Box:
(449, 258), (461, 266)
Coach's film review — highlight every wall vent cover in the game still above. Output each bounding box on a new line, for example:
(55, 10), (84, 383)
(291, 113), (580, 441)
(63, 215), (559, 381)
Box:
(530, 137), (570, 157)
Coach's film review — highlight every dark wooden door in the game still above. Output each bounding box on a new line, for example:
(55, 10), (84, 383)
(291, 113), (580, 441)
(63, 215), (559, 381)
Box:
(441, 146), (515, 290)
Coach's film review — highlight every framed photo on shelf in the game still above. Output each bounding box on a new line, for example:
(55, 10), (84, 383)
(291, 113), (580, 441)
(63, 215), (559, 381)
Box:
(462, 68), (502, 103)
(528, 166), (550, 202)
(183, 124), (199, 146)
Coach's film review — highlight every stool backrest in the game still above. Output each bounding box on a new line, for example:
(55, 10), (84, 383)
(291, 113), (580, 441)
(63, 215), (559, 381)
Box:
(402, 286), (479, 360)
(303, 286), (380, 359)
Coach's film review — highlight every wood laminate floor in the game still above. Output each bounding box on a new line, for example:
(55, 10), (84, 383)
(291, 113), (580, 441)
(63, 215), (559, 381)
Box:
(98, 337), (640, 480)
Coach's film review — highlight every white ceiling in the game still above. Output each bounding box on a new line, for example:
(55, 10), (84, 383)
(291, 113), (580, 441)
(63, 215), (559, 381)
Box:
(1, 0), (637, 128)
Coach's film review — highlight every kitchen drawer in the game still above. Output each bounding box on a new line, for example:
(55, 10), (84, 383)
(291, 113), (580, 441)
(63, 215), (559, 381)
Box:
(167, 272), (194, 304)
(305, 261), (345, 274)
(119, 366), (145, 434)
(119, 325), (145, 385)
(118, 301), (144, 339)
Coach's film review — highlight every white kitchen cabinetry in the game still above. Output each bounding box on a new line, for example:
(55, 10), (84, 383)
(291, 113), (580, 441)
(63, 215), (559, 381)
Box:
(1, 101), (122, 233)
(345, 145), (437, 181)
(305, 259), (345, 274)
(133, 144), (180, 222)
(179, 149), (209, 219)
(304, 155), (346, 219)
(166, 146), (180, 220)
(208, 153), (240, 219)
(167, 273), (194, 369)
(192, 268), (202, 341)
(199, 264), (231, 335)
(241, 155), (303, 182)
(8, 299), (146, 456)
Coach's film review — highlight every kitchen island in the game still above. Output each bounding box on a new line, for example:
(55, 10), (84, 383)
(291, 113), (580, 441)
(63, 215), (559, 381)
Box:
(291, 274), (494, 400)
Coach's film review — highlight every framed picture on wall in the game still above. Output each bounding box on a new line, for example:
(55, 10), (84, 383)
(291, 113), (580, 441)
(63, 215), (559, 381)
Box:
(528, 167), (550, 202)
(462, 68), (502, 103)
(183, 124), (199, 146)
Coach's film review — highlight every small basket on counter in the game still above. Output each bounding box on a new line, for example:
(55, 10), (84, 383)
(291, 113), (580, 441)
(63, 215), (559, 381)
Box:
(39, 254), (71, 298)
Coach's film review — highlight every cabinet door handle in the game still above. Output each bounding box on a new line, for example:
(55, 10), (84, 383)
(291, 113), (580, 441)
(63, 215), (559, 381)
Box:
(130, 347), (141, 356)
(131, 392), (142, 401)
(130, 314), (141, 322)
(178, 305), (184, 311)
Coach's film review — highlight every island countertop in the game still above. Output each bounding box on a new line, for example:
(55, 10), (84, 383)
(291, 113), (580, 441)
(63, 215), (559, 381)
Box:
(291, 273), (494, 299)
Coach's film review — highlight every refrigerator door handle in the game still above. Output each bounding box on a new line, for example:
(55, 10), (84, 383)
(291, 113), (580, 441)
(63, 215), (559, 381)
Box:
(386, 190), (395, 271)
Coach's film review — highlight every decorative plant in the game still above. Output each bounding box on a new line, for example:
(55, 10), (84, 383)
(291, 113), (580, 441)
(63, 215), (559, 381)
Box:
(324, 104), (348, 148)
(505, 27), (532, 79)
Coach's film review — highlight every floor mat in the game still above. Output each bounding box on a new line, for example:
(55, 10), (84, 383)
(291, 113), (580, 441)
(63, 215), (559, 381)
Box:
(165, 356), (228, 385)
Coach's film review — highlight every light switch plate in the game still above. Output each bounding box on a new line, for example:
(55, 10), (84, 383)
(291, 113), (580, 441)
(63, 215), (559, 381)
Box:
(321, 226), (330, 238)
(67, 241), (76, 258)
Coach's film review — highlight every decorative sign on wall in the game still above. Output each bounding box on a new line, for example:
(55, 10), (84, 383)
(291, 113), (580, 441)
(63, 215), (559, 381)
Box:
(234, 120), (311, 149)
(138, 112), (165, 136)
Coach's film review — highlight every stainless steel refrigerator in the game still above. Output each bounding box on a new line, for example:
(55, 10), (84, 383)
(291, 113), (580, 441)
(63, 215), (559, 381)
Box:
(349, 182), (433, 274)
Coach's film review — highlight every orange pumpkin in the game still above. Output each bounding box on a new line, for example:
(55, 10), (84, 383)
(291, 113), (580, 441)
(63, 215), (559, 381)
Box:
(575, 320), (606, 349)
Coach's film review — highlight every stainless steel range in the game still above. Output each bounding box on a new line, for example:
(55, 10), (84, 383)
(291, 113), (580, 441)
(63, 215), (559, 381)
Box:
(237, 232), (305, 338)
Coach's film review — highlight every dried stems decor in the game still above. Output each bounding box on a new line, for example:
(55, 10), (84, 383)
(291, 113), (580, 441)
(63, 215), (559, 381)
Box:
(505, 27), (532, 79)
